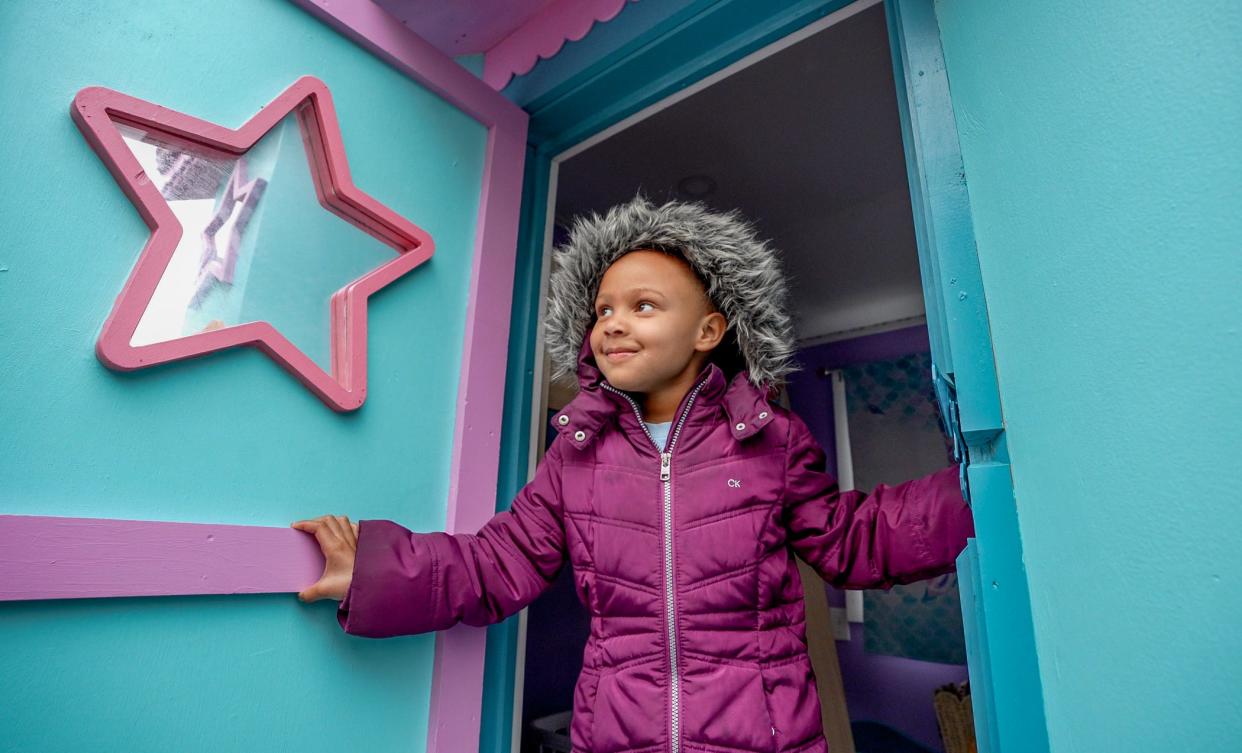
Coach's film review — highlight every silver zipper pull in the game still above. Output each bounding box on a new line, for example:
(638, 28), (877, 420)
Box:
(660, 452), (671, 481)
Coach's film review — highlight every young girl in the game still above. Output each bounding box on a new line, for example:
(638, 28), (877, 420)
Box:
(293, 196), (975, 753)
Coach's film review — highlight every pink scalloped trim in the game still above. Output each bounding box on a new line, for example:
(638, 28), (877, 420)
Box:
(483, 0), (637, 90)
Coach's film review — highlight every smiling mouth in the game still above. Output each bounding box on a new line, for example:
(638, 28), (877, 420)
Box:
(604, 349), (638, 362)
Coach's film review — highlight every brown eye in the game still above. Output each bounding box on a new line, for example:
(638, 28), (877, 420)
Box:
(637, 301), (655, 312)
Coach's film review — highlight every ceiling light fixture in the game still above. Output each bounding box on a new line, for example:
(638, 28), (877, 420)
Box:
(677, 174), (717, 199)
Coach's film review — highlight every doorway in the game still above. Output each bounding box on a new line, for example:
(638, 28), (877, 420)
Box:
(513, 2), (971, 751)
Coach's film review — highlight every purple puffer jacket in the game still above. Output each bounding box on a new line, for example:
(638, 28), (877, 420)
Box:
(338, 345), (974, 753)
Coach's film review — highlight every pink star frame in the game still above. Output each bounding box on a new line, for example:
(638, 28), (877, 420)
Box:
(72, 75), (434, 411)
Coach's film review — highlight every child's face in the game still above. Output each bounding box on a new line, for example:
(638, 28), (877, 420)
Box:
(589, 250), (726, 396)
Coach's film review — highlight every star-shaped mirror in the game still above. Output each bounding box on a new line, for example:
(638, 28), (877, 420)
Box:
(73, 77), (434, 410)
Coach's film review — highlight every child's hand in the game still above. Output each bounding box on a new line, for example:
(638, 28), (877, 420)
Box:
(291, 515), (359, 603)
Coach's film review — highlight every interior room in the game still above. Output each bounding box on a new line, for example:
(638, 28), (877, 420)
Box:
(519, 3), (969, 752)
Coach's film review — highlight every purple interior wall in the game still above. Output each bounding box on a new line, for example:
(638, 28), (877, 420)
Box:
(786, 325), (968, 753)
(786, 325), (935, 479)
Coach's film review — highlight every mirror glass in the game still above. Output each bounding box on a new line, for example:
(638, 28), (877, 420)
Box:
(119, 112), (397, 370)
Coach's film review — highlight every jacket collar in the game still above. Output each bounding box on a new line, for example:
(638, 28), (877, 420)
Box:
(550, 334), (779, 451)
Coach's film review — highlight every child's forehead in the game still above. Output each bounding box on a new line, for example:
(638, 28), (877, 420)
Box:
(597, 250), (700, 293)
(594, 251), (718, 316)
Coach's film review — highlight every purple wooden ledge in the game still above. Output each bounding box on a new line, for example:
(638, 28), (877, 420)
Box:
(0, 515), (323, 601)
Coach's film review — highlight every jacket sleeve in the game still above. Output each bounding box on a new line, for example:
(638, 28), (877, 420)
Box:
(781, 412), (974, 590)
(337, 439), (568, 637)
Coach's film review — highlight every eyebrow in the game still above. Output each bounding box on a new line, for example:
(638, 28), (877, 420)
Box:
(596, 287), (667, 301)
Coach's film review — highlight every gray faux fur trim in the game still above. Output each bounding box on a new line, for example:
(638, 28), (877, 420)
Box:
(545, 194), (796, 389)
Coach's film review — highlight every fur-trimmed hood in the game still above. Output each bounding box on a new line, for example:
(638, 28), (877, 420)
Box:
(545, 195), (796, 390)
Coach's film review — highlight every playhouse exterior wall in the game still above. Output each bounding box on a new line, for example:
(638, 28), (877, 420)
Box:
(935, 1), (1242, 751)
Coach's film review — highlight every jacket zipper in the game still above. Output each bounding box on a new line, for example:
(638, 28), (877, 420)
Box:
(600, 376), (710, 753)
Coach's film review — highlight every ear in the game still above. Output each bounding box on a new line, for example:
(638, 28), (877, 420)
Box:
(694, 311), (728, 353)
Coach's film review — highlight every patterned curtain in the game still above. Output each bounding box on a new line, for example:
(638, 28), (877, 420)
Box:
(843, 352), (966, 665)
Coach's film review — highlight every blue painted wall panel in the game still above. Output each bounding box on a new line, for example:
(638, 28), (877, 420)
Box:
(956, 541), (998, 753)
(0, 1), (487, 751)
(935, 1), (1242, 751)
(887, 5), (1048, 748)
(887, 0), (1001, 443)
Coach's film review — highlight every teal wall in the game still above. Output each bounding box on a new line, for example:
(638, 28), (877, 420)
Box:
(934, 1), (1242, 751)
(0, 1), (486, 751)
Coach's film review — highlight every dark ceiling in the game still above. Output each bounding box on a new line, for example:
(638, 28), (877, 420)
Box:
(554, 3), (925, 342)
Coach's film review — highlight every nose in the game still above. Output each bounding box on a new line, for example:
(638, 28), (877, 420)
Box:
(602, 312), (627, 336)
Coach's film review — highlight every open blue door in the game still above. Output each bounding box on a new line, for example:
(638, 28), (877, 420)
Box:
(886, 1), (1049, 751)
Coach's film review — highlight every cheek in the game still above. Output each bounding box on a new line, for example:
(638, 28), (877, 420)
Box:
(635, 319), (671, 347)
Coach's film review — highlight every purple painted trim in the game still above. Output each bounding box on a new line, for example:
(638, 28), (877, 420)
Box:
(0, 515), (322, 601)
(800, 325), (931, 370)
(482, 0), (637, 90)
(788, 326), (931, 488)
(292, 0), (527, 133)
(288, 5), (529, 753)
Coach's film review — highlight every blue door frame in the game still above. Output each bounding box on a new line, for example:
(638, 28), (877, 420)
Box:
(483, 2), (1049, 751)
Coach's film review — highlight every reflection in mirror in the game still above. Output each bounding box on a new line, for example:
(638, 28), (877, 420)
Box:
(120, 113), (397, 370)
